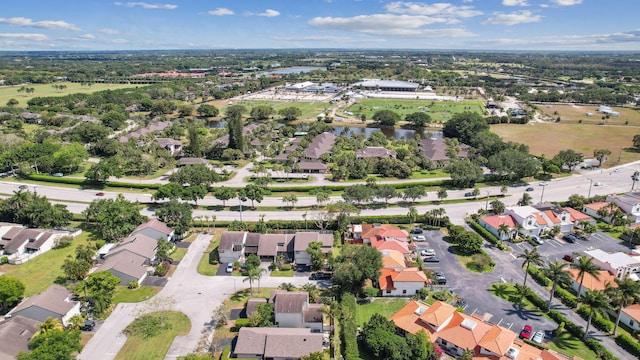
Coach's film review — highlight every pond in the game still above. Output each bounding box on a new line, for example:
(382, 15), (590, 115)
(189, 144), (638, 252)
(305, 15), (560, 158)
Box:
(331, 126), (443, 140)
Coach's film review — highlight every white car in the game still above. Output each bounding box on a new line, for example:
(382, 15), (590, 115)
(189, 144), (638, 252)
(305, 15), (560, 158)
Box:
(420, 249), (436, 257)
(594, 182), (603, 186)
(226, 263), (234, 273)
(531, 330), (545, 344)
(412, 235), (427, 242)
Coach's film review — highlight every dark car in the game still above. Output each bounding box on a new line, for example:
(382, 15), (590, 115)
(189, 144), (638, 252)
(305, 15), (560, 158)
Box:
(81, 320), (96, 331)
(525, 187), (534, 192)
(95, 192), (105, 196)
(464, 191), (475, 197)
(410, 228), (423, 234)
(18, 184), (28, 190)
(562, 234), (576, 243)
(563, 254), (574, 262)
(434, 272), (447, 284)
(423, 257), (440, 263)
(311, 271), (332, 280)
(519, 324), (533, 339)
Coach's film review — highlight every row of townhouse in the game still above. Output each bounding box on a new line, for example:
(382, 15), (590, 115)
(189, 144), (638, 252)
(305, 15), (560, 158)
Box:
(0, 223), (81, 264)
(478, 204), (594, 241)
(218, 231), (334, 266)
(583, 192), (640, 224)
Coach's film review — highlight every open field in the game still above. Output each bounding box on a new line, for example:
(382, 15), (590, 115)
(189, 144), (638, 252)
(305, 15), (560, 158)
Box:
(230, 99), (329, 120)
(116, 311), (190, 360)
(112, 286), (161, 304)
(492, 123), (640, 166)
(355, 298), (409, 326)
(537, 103), (640, 126)
(0, 82), (144, 107)
(0, 231), (91, 296)
(346, 99), (485, 123)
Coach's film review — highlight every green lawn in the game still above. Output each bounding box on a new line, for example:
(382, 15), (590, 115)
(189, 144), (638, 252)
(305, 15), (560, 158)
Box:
(0, 231), (91, 296)
(0, 82), (144, 107)
(451, 247), (495, 273)
(231, 100), (329, 120)
(270, 270), (294, 277)
(112, 286), (161, 304)
(346, 99), (485, 123)
(355, 298), (410, 327)
(488, 283), (599, 360)
(116, 311), (190, 360)
(197, 233), (220, 276)
(171, 247), (188, 262)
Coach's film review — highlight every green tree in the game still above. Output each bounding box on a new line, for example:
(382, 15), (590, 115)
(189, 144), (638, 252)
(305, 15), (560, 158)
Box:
(82, 194), (146, 242)
(544, 261), (571, 308)
(517, 248), (543, 287)
(243, 184), (266, 209)
(153, 183), (185, 201)
(372, 110), (400, 127)
(359, 313), (412, 360)
(405, 112), (431, 128)
(169, 164), (218, 187)
(243, 267), (261, 294)
(245, 254), (261, 271)
(85, 271), (120, 315)
(446, 159), (483, 188)
(442, 112), (489, 145)
(403, 185), (426, 203)
(332, 244), (382, 294)
(0, 275), (25, 310)
(182, 185), (208, 205)
(491, 199), (505, 215)
(407, 206), (418, 224)
(226, 105), (246, 150)
(300, 352), (324, 360)
(406, 330), (435, 360)
(633, 134), (640, 149)
(250, 105), (274, 120)
(6, 98), (19, 107)
(213, 186), (236, 207)
(155, 199), (193, 235)
(306, 241), (324, 271)
(593, 148), (611, 167)
(85, 159), (123, 183)
(53, 143), (88, 174)
(436, 188), (448, 203)
(248, 303), (274, 327)
(343, 184), (374, 205)
(185, 121), (205, 157)
(277, 106), (302, 121)
(606, 277), (640, 335)
(18, 328), (81, 360)
(375, 185), (397, 204)
(196, 104), (219, 117)
(100, 110), (127, 130)
(553, 149), (584, 172)
(178, 104), (194, 117)
(518, 193), (532, 206)
(35, 317), (64, 337)
(571, 256), (601, 300)
(580, 290), (609, 340)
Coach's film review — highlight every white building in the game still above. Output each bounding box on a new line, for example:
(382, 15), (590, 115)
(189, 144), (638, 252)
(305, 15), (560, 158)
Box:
(504, 206), (546, 237)
(606, 192), (640, 223)
(583, 249), (640, 280)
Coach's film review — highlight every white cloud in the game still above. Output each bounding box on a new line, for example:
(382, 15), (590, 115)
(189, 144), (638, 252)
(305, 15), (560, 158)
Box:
(99, 28), (120, 35)
(595, 29), (640, 44)
(208, 8), (234, 16)
(549, 0), (583, 6)
(78, 34), (96, 40)
(114, 2), (177, 10)
(503, 0), (530, 6)
(385, 2), (482, 18)
(0, 33), (48, 41)
(257, 9), (280, 17)
(110, 38), (130, 43)
(484, 10), (542, 25)
(270, 35), (386, 43)
(0, 17), (80, 31)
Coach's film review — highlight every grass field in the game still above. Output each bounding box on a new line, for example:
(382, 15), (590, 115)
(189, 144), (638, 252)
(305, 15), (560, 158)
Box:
(537, 104), (640, 126)
(492, 123), (640, 166)
(355, 298), (410, 326)
(112, 286), (161, 304)
(0, 231), (91, 296)
(346, 99), (485, 123)
(197, 231), (220, 276)
(230, 99), (329, 120)
(116, 311), (190, 360)
(0, 82), (144, 107)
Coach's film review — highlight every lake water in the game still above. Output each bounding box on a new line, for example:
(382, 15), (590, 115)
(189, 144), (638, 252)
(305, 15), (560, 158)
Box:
(261, 66), (327, 75)
(331, 126), (443, 140)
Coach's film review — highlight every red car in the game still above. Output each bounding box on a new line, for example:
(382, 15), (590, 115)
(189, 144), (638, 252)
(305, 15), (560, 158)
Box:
(520, 325), (533, 339)
(95, 192), (105, 196)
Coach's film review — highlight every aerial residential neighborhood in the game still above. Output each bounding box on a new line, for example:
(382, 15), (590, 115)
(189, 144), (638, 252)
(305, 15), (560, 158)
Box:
(1, 1), (640, 360)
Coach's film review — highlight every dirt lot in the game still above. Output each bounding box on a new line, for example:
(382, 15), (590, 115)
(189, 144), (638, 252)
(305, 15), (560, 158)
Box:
(491, 122), (640, 166)
(537, 104), (640, 126)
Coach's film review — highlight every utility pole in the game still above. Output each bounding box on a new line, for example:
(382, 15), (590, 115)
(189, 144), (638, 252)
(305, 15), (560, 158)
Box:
(587, 178), (593, 198)
(540, 184), (547, 203)
(632, 171), (640, 192)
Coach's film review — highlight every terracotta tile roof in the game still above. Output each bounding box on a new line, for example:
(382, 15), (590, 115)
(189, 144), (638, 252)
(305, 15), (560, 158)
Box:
(566, 268), (617, 291)
(370, 238), (411, 254)
(390, 300), (436, 336)
(361, 224), (407, 241)
(420, 301), (457, 328)
(563, 207), (592, 222)
(379, 268), (397, 290)
(381, 250), (407, 269)
(622, 303), (640, 322)
(480, 215), (516, 230)
(393, 268), (429, 283)
(534, 212), (547, 225)
(584, 201), (610, 212)
(477, 324), (517, 356)
(543, 210), (561, 224)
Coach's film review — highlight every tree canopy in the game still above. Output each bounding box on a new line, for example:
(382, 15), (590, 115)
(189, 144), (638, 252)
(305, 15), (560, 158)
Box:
(82, 194), (146, 242)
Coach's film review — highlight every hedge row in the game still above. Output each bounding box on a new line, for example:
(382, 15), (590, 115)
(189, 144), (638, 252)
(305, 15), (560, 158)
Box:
(527, 266), (552, 287)
(22, 173), (162, 190)
(340, 293), (359, 360)
(553, 286), (578, 309)
(577, 306), (614, 334)
(262, 179), (452, 193)
(469, 220), (507, 250)
(615, 334), (640, 358)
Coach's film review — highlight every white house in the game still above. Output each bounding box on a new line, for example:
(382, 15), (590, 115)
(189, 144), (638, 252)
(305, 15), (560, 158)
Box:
(534, 204), (574, 233)
(293, 232), (333, 266)
(620, 304), (640, 331)
(271, 291), (325, 331)
(606, 192), (640, 223)
(583, 249), (640, 280)
(218, 231), (247, 265)
(478, 215), (517, 241)
(0, 224), (81, 264)
(96, 251), (150, 286)
(504, 206), (546, 237)
(379, 268), (429, 297)
(5, 285), (80, 327)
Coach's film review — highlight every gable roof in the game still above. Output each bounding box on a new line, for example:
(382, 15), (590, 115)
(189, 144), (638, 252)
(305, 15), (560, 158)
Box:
(370, 237), (411, 254)
(132, 218), (173, 237)
(480, 215), (516, 230)
(106, 233), (157, 260)
(246, 298), (268, 317)
(257, 234), (294, 257)
(583, 201), (611, 212)
(10, 285), (77, 317)
(3, 228), (43, 253)
(381, 250), (407, 269)
(379, 268), (429, 290)
(356, 147), (397, 158)
(420, 301), (457, 328)
(361, 223), (408, 241)
(566, 268), (617, 291)
(622, 303), (640, 322)
(219, 231), (246, 251)
(563, 207), (592, 222)
(418, 137), (469, 162)
(0, 315), (40, 359)
(96, 251), (148, 280)
(234, 327), (322, 359)
(304, 132), (336, 159)
(273, 292), (308, 314)
(293, 232), (334, 252)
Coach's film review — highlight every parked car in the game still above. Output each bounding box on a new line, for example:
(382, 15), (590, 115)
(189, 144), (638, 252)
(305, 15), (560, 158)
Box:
(423, 256), (440, 263)
(435, 273), (447, 285)
(410, 228), (423, 234)
(563, 254), (574, 262)
(573, 233), (587, 241)
(532, 235), (543, 245)
(532, 330), (545, 344)
(562, 233), (576, 243)
(52, 172), (64, 177)
(539, 181), (549, 186)
(226, 263), (234, 273)
(420, 249), (436, 257)
(525, 187), (534, 192)
(464, 191), (475, 197)
(412, 235), (427, 242)
(95, 192), (105, 196)
(519, 325), (533, 339)
(311, 271), (332, 280)
(594, 182), (603, 186)
(80, 320), (96, 331)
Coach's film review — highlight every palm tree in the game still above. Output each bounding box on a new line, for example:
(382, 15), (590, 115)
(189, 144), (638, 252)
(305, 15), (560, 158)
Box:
(517, 248), (543, 287)
(243, 268), (260, 295)
(497, 224), (510, 240)
(544, 261), (571, 308)
(407, 206), (418, 224)
(255, 267), (267, 292)
(571, 257), (600, 300)
(581, 289), (609, 340)
(35, 317), (63, 337)
(606, 277), (640, 335)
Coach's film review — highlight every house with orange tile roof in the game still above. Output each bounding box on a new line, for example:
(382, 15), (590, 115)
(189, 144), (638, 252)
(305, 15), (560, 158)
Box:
(379, 268), (429, 297)
(620, 303), (640, 331)
(563, 207), (596, 227)
(390, 300), (577, 360)
(381, 250), (408, 270)
(504, 206), (547, 237)
(349, 223), (411, 254)
(478, 215), (517, 241)
(583, 201), (616, 223)
(533, 203), (575, 233)
(566, 268), (617, 296)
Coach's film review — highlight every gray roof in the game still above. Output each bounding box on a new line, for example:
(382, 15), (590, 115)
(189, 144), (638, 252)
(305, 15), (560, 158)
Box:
(156, 137), (182, 148)
(304, 303), (324, 323)
(304, 132), (336, 160)
(96, 251), (148, 280)
(219, 232), (246, 251)
(0, 315), (40, 360)
(419, 137), (469, 162)
(244, 233), (261, 254)
(177, 157), (208, 166)
(24, 232), (55, 251)
(10, 285), (77, 318)
(257, 234), (294, 257)
(246, 298), (267, 317)
(132, 218), (173, 237)
(118, 121), (171, 142)
(274, 292), (308, 314)
(297, 161), (328, 171)
(352, 79), (420, 90)
(106, 233), (157, 260)
(234, 327), (322, 359)
(3, 229), (43, 253)
(0, 226), (24, 246)
(356, 147), (397, 159)
(293, 232), (334, 252)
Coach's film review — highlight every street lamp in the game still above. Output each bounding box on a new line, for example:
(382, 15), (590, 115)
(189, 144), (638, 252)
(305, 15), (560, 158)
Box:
(587, 178), (593, 198)
(485, 191), (490, 211)
(540, 183), (547, 203)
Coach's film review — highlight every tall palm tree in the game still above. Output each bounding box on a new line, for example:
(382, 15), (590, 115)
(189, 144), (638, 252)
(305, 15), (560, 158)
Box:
(544, 261), (571, 308)
(244, 267), (260, 294)
(407, 206), (418, 224)
(581, 289), (609, 340)
(517, 248), (543, 287)
(497, 224), (510, 240)
(571, 257), (600, 300)
(35, 317), (63, 338)
(606, 277), (640, 335)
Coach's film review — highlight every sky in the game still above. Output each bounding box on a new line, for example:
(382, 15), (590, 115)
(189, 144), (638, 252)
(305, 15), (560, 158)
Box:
(0, 0), (639, 51)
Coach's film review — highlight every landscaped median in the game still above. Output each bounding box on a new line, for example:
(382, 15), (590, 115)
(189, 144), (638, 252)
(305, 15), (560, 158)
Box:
(116, 310), (190, 360)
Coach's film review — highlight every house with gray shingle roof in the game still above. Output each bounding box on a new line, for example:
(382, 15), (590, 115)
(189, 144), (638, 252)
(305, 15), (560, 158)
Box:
(219, 231), (247, 264)
(130, 218), (174, 242)
(96, 251), (149, 286)
(234, 327), (323, 360)
(0, 315), (40, 359)
(5, 285), (80, 327)
(272, 291), (325, 331)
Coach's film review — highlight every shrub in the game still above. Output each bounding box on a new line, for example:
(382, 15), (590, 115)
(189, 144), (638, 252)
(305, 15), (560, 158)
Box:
(128, 280), (139, 289)
(524, 289), (548, 312)
(528, 266), (551, 287)
(221, 345), (231, 360)
(154, 263), (169, 276)
(432, 290), (449, 301)
(553, 286), (577, 308)
(280, 264), (292, 271)
(0, 256), (8, 264)
(576, 306), (614, 334)
(124, 313), (167, 339)
(233, 318), (250, 329)
(615, 334), (640, 358)
(340, 293), (359, 360)
(53, 236), (74, 249)
(584, 338), (617, 360)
